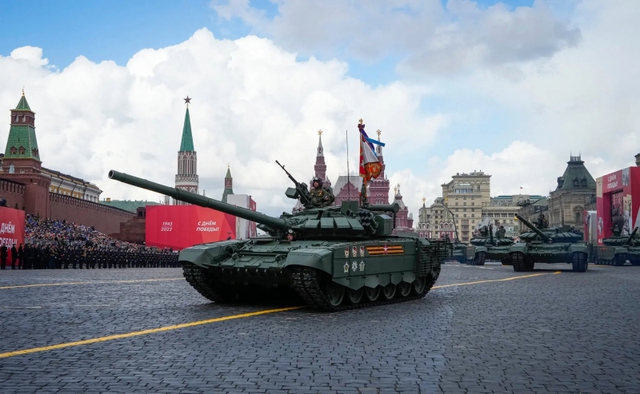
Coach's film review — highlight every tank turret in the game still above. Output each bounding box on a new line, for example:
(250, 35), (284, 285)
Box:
(515, 214), (550, 243)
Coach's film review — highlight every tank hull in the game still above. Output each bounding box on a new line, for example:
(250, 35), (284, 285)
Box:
(485, 245), (513, 265)
(179, 236), (450, 311)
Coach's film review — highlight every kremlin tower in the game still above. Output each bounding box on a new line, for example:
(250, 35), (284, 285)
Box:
(222, 165), (234, 203)
(313, 130), (331, 187)
(174, 96), (199, 204)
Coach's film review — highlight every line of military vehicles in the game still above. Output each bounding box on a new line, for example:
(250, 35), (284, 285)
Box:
(448, 214), (640, 271)
(108, 166), (639, 312)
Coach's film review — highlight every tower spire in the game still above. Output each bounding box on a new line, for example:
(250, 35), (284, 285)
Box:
(174, 96), (199, 203)
(222, 164), (234, 202)
(313, 129), (331, 187)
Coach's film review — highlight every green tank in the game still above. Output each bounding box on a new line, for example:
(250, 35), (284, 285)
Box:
(448, 242), (474, 264)
(594, 227), (640, 266)
(108, 169), (450, 311)
(477, 225), (515, 265)
(508, 213), (589, 272)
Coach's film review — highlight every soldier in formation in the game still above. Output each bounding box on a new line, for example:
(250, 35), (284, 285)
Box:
(13, 214), (180, 270)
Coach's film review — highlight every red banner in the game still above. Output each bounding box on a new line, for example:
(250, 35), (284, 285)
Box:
(145, 205), (236, 250)
(0, 207), (25, 262)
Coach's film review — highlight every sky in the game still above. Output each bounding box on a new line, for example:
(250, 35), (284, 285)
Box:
(0, 0), (638, 219)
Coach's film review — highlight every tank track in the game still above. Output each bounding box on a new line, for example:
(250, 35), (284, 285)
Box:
(571, 252), (589, 272)
(290, 267), (439, 312)
(182, 263), (233, 303)
(468, 252), (486, 266)
(511, 252), (534, 272)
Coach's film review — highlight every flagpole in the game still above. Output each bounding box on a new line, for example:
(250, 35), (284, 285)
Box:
(346, 129), (350, 202)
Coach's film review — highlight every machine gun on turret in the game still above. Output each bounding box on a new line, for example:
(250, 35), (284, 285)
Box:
(276, 160), (313, 208)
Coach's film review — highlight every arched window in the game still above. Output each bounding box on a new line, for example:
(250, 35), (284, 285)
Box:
(573, 206), (583, 225)
(10, 146), (17, 155)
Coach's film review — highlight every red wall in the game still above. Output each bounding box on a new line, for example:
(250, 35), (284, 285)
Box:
(49, 194), (134, 235)
(596, 166), (640, 244)
(145, 205), (236, 250)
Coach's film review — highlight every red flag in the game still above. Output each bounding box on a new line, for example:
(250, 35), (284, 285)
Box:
(358, 122), (382, 183)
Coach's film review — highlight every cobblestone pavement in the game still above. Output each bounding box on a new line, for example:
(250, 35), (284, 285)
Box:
(1, 263), (640, 393)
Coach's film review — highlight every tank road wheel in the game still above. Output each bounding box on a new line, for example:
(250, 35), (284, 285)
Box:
(571, 252), (588, 272)
(398, 282), (412, 297)
(412, 277), (427, 295)
(347, 287), (364, 304)
(382, 283), (397, 300)
(324, 282), (345, 307)
(365, 286), (381, 302)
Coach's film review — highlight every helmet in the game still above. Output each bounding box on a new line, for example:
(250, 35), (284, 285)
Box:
(312, 177), (323, 187)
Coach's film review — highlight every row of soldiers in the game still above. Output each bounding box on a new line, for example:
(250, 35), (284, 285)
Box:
(5, 242), (179, 269)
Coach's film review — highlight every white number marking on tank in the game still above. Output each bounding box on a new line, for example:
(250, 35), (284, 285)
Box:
(343, 262), (350, 273)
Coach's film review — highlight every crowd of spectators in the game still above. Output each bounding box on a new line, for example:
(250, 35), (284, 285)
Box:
(0, 214), (178, 270)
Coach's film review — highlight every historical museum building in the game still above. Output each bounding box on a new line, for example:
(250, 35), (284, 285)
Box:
(0, 91), (133, 236)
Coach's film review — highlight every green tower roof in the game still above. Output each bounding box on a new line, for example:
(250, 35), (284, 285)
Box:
(4, 92), (40, 160)
(179, 107), (194, 152)
(15, 94), (31, 111)
(556, 155), (596, 191)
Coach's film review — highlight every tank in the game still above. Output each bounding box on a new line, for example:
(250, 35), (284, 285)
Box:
(466, 237), (488, 265)
(448, 241), (475, 264)
(109, 169), (450, 311)
(470, 225), (515, 265)
(594, 227), (640, 266)
(508, 213), (589, 272)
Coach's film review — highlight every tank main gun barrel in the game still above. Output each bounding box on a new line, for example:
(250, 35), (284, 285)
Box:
(515, 213), (550, 242)
(108, 170), (287, 231)
(626, 227), (639, 245)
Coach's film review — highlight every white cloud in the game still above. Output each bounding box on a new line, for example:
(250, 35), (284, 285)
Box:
(10, 46), (49, 67)
(211, 0), (580, 74)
